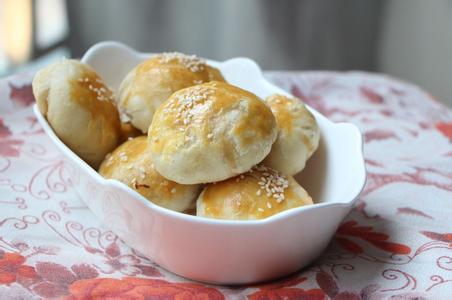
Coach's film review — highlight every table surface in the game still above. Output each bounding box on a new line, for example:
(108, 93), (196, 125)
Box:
(0, 71), (451, 299)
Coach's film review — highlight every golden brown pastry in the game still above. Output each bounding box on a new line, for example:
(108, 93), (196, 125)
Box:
(99, 136), (200, 212)
(119, 122), (143, 143)
(32, 59), (121, 168)
(148, 81), (277, 184)
(196, 165), (313, 220)
(117, 52), (225, 133)
(263, 94), (320, 175)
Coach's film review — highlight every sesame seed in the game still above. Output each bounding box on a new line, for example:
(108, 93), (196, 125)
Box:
(253, 165), (289, 203)
(256, 190), (262, 196)
(158, 52), (206, 72)
(258, 208), (264, 212)
(105, 153), (113, 166)
(78, 76), (114, 103)
(170, 86), (214, 139)
(171, 188), (176, 194)
(207, 133), (214, 139)
(267, 202), (272, 208)
(118, 152), (128, 162)
(139, 166), (146, 179)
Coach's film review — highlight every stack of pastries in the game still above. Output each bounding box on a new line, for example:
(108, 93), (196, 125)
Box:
(32, 52), (320, 220)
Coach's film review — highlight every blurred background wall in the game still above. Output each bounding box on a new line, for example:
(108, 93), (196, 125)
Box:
(0, 0), (451, 106)
(378, 0), (452, 106)
(65, 0), (383, 71)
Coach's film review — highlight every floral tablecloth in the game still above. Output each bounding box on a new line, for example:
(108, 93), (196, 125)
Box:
(0, 71), (451, 299)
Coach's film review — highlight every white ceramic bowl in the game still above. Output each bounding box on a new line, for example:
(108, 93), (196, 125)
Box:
(33, 41), (366, 285)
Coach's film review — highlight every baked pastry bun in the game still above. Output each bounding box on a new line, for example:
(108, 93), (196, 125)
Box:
(99, 136), (200, 212)
(148, 81), (277, 184)
(263, 94), (320, 175)
(117, 52), (225, 133)
(196, 165), (313, 220)
(32, 59), (121, 168)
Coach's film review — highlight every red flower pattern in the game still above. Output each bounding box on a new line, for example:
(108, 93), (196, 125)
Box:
(335, 221), (411, 255)
(65, 277), (225, 299)
(88, 242), (160, 276)
(249, 276), (325, 300)
(397, 207), (433, 219)
(0, 117), (23, 157)
(248, 288), (326, 300)
(0, 139), (24, 157)
(364, 129), (400, 143)
(0, 252), (38, 285)
(32, 262), (99, 298)
(360, 86), (384, 104)
(0, 118), (11, 138)
(8, 82), (35, 107)
(421, 231), (452, 243)
(436, 122), (452, 140)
